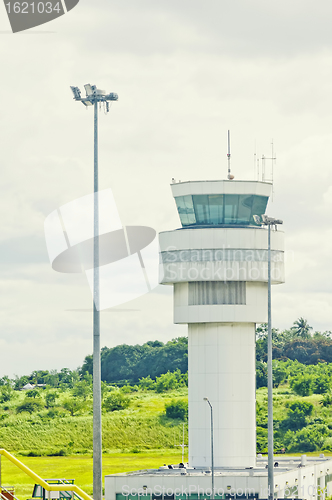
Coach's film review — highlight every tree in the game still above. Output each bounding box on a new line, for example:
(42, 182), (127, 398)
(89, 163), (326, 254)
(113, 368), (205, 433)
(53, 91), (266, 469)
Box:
(292, 318), (313, 339)
(72, 380), (91, 401)
(165, 399), (188, 420)
(45, 392), (58, 408)
(26, 390), (41, 399)
(320, 392), (332, 407)
(139, 375), (156, 391)
(314, 375), (331, 395)
(281, 401), (314, 431)
(63, 397), (86, 416)
(284, 424), (329, 452)
(0, 385), (14, 403)
(272, 361), (288, 387)
(155, 370), (186, 393)
(16, 398), (44, 414)
(290, 374), (314, 397)
(256, 361), (267, 388)
(45, 370), (59, 388)
(103, 392), (129, 412)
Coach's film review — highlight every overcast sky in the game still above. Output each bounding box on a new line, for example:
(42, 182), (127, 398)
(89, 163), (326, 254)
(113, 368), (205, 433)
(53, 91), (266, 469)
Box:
(1, 0), (332, 377)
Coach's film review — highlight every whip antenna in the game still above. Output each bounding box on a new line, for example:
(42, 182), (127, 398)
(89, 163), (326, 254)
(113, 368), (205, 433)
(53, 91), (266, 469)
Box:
(227, 130), (234, 179)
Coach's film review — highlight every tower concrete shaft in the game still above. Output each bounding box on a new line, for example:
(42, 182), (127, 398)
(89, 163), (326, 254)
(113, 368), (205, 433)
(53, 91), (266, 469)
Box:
(159, 180), (284, 469)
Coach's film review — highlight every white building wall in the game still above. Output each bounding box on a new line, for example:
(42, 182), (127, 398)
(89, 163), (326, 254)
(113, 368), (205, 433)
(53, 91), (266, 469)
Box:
(188, 322), (256, 468)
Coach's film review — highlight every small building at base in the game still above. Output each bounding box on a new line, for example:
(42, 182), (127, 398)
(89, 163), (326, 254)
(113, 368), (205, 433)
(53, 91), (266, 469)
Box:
(105, 455), (332, 500)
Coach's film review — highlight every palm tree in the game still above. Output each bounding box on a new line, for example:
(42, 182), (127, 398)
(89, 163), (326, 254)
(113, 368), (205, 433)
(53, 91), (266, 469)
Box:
(291, 317), (313, 339)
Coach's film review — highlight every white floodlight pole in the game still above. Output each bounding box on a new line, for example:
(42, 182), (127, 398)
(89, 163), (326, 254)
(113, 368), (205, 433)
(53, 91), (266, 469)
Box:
(267, 221), (273, 500)
(93, 96), (102, 500)
(204, 398), (214, 498)
(70, 85), (118, 500)
(253, 215), (283, 500)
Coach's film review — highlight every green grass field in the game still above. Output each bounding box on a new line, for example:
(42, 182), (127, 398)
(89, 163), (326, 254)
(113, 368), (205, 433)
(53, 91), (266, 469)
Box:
(0, 450), (188, 500)
(1, 384), (332, 500)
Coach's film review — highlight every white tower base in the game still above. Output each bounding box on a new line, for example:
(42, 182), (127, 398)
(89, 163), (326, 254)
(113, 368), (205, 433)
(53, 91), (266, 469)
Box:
(188, 322), (256, 468)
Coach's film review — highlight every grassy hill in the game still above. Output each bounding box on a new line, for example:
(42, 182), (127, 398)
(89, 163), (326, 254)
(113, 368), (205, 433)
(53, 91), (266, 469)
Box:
(1, 382), (332, 456)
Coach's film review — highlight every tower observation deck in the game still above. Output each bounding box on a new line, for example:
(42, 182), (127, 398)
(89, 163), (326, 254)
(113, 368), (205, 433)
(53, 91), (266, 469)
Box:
(159, 180), (285, 469)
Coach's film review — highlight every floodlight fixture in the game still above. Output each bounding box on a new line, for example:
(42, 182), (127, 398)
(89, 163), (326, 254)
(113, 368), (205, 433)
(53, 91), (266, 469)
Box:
(71, 85), (118, 108)
(81, 100), (93, 107)
(84, 83), (94, 96)
(254, 214), (283, 227)
(253, 214), (262, 225)
(105, 92), (119, 101)
(260, 214), (283, 226)
(70, 86), (81, 100)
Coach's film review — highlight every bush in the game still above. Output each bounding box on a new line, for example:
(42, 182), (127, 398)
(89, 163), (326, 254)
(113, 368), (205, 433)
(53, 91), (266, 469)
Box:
(256, 426), (267, 453)
(63, 397), (86, 416)
(16, 399), (44, 414)
(121, 385), (138, 394)
(103, 392), (130, 412)
(45, 392), (58, 408)
(256, 362), (267, 388)
(139, 376), (156, 391)
(314, 376), (332, 395)
(155, 370), (186, 393)
(320, 392), (332, 407)
(290, 374), (314, 396)
(0, 386), (14, 403)
(165, 399), (188, 420)
(284, 424), (330, 452)
(281, 401), (314, 431)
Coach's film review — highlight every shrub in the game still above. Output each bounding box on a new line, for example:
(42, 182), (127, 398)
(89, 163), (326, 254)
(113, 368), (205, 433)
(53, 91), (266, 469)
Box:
(284, 424), (330, 452)
(72, 381), (91, 400)
(103, 392), (130, 412)
(256, 362), (267, 388)
(314, 376), (332, 395)
(256, 426), (267, 453)
(0, 386), (14, 403)
(139, 376), (156, 391)
(63, 397), (86, 416)
(290, 374), (314, 396)
(121, 385), (138, 394)
(155, 370), (186, 393)
(16, 399), (44, 414)
(165, 399), (188, 420)
(320, 392), (332, 407)
(45, 392), (58, 408)
(281, 401), (314, 431)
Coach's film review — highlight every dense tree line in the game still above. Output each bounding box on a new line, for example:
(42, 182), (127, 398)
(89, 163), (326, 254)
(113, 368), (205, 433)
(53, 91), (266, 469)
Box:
(78, 318), (332, 385)
(256, 319), (332, 364)
(81, 337), (188, 384)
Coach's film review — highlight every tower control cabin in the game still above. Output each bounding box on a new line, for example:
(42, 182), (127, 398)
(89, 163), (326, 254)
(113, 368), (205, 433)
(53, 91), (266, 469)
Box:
(159, 180), (285, 469)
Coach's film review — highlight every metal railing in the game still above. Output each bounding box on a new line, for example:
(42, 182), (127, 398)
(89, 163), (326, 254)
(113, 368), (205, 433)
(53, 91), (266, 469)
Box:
(0, 449), (92, 500)
(0, 485), (20, 500)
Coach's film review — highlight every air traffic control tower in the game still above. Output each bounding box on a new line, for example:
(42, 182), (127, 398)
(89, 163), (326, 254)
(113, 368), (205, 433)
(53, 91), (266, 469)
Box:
(159, 180), (285, 469)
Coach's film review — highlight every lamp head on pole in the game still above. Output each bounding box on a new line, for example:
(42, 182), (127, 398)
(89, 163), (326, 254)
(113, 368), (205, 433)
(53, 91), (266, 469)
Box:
(70, 84), (118, 111)
(254, 214), (283, 227)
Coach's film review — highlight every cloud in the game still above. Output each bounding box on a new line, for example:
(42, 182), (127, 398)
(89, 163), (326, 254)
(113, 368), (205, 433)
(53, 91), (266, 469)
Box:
(0, 0), (332, 376)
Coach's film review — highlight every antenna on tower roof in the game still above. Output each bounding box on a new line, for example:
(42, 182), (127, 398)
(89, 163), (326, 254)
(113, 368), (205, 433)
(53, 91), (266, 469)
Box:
(227, 130), (234, 180)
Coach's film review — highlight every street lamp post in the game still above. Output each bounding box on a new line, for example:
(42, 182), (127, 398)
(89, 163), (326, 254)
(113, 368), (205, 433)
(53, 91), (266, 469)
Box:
(70, 84), (118, 500)
(253, 214), (283, 500)
(203, 398), (214, 499)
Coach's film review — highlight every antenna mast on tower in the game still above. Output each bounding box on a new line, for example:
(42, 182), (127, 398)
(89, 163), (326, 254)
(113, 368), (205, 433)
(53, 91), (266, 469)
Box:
(227, 130), (234, 180)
